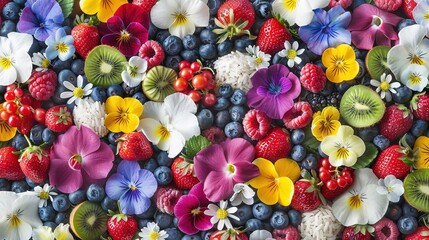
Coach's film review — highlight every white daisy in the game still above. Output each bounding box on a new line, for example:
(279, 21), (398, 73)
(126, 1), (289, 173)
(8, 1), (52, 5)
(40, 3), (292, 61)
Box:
(204, 200), (239, 230)
(24, 183), (58, 208)
(60, 75), (93, 105)
(138, 222), (169, 240)
(246, 45), (271, 70)
(229, 183), (255, 206)
(31, 52), (50, 72)
(278, 41), (305, 68)
(370, 73), (401, 102)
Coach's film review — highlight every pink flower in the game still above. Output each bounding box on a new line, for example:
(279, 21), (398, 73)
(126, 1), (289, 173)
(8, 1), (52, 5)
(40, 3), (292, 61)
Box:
(49, 125), (114, 193)
(194, 138), (260, 202)
(174, 183), (213, 235)
(347, 4), (402, 50)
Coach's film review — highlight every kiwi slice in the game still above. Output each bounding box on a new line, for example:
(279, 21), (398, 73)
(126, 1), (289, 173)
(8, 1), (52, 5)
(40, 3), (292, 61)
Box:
(339, 85), (385, 128)
(365, 46), (391, 80)
(143, 66), (177, 102)
(69, 201), (108, 240)
(84, 45), (127, 87)
(404, 169), (429, 212)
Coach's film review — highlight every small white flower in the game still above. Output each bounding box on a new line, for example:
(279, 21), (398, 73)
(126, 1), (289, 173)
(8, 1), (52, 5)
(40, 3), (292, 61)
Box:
(32, 226), (54, 240)
(60, 75), (93, 105)
(370, 73), (401, 102)
(376, 175), (404, 203)
(400, 64), (429, 92)
(204, 200), (239, 230)
(122, 56), (148, 87)
(249, 230), (275, 240)
(138, 222), (169, 240)
(53, 223), (73, 240)
(278, 41), (305, 68)
(30, 184), (58, 208)
(31, 52), (51, 72)
(73, 99), (108, 137)
(229, 183), (255, 206)
(245, 45), (271, 70)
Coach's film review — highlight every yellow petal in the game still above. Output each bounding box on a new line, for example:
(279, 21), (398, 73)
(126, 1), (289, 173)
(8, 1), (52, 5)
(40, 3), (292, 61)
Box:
(124, 97), (144, 117)
(79, 0), (100, 15)
(321, 47), (337, 68)
(97, 0), (128, 22)
(104, 113), (122, 133)
(277, 177), (294, 206)
(312, 111), (322, 119)
(326, 66), (345, 83)
(415, 136), (429, 169)
(336, 44), (356, 61)
(311, 118), (341, 141)
(274, 158), (300, 182)
(0, 121), (16, 141)
(322, 106), (340, 121)
(257, 183), (279, 205)
(121, 114), (140, 133)
(248, 175), (273, 189)
(105, 96), (124, 114)
(252, 158), (278, 178)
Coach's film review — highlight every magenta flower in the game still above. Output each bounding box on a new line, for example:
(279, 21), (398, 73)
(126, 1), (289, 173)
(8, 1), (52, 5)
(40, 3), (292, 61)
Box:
(247, 64), (301, 119)
(49, 125), (114, 193)
(101, 4), (149, 57)
(174, 183), (213, 235)
(194, 138), (259, 202)
(347, 4), (402, 50)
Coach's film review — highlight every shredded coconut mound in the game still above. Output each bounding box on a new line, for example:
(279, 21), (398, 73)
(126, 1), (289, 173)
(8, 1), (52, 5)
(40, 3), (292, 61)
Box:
(299, 205), (343, 240)
(214, 51), (256, 92)
(73, 99), (108, 137)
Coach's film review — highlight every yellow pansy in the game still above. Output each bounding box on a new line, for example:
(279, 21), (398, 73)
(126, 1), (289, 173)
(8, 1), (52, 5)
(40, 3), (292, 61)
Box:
(322, 44), (359, 83)
(104, 96), (143, 133)
(79, 0), (128, 22)
(414, 136), (429, 169)
(248, 158), (300, 206)
(0, 105), (17, 142)
(311, 106), (341, 141)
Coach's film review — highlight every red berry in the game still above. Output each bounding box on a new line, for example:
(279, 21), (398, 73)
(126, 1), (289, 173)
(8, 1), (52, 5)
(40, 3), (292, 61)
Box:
(8, 114), (21, 127)
(300, 63), (326, 93)
(321, 158), (331, 168)
(243, 109), (272, 140)
(206, 79), (216, 90)
(13, 88), (23, 98)
(138, 40), (165, 69)
(319, 171), (331, 183)
(5, 102), (18, 114)
(4, 91), (15, 101)
(179, 68), (194, 80)
(19, 105), (32, 116)
(173, 78), (189, 92)
(6, 85), (16, 92)
(20, 95), (32, 106)
(179, 60), (191, 70)
(33, 108), (46, 124)
(191, 74), (208, 90)
(190, 61), (201, 72)
(326, 179), (338, 190)
(201, 70), (213, 81)
(0, 110), (9, 121)
(201, 93), (217, 107)
(282, 101), (313, 129)
(337, 177), (347, 188)
(188, 90), (201, 102)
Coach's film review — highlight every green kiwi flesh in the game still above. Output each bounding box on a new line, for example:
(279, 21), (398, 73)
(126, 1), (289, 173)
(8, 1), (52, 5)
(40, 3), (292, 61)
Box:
(339, 85), (385, 128)
(365, 46), (391, 80)
(143, 66), (177, 102)
(84, 45), (127, 87)
(69, 201), (108, 240)
(404, 169), (429, 212)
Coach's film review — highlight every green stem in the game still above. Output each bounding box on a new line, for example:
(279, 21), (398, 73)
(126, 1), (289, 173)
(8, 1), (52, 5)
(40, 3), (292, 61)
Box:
(23, 135), (32, 147)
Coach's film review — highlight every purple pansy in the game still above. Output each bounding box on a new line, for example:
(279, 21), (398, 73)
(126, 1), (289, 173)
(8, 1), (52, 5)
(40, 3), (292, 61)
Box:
(17, 0), (64, 41)
(247, 64), (301, 119)
(105, 160), (157, 215)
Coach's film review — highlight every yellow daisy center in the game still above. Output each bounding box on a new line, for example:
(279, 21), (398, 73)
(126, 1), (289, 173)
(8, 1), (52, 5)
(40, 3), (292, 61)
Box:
(172, 13), (188, 26)
(409, 74), (422, 85)
(336, 147), (350, 160)
(39, 191), (50, 200)
(284, 0), (297, 11)
(410, 54), (424, 65)
(347, 194), (363, 209)
(149, 231), (159, 240)
(56, 42), (69, 54)
(425, 12), (429, 19)
(41, 58), (50, 68)
(287, 49), (297, 59)
(0, 57), (12, 69)
(216, 208), (228, 220)
(8, 214), (21, 227)
(73, 87), (85, 98)
(255, 57), (263, 65)
(379, 81), (390, 91)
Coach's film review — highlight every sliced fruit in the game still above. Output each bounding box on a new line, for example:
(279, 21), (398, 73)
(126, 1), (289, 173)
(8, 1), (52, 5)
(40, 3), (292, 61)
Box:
(365, 46), (391, 80)
(70, 201), (108, 240)
(404, 169), (429, 212)
(142, 66), (177, 102)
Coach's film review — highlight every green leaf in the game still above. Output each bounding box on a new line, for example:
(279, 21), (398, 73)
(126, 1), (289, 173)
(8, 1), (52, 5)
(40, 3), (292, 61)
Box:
(352, 142), (378, 169)
(0, 141), (9, 148)
(182, 135), (211, 161)
(56, 0), (74, 18)
(303, 127), (320, 153)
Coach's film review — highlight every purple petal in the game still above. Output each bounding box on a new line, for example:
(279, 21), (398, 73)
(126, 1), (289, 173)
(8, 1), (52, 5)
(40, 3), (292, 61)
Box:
(78, 125), (101, 156)
(194, 144), (227, 181)
(135, 169), (157, 198)
(49, 158), (82, 193)
(34, 27), (51, 42)
(17, 7), (39, 34)
(275, 94), (295, 118)
(101, 34), (120, 47)
(286, 72), (301, 99)
(233, 161), (260, 183)
(250, 68), (269, 88)
(174, 195), (200, 218)
(347, 4), (374, 31)
(328, 7), (351, 29)
(277, 77), (292, 94)
(107, 16), (125, 33)
(351, 29), (376, 50)
(105, 173), (129, 200)
(256, 86), (269, 96)
(33, 0), (64, 24)
(81, 143), (114, 179)
(118, 36), (141, 57)
(326, 27), (351, 47)
(222, 138), (255, 165)
(378, 23), (398, 41)
(188, 183), (209, 206)
(178, 214), (199, 235)
(194, 209), (213, 231)
(203, 171), (234, 202)
(375, 29), (391, 47)
(268, 64), (290, 86)
(117, 160), (140, 181)
(248, 94), (284, 119)
(120, 190), (150, 215)
(114, 3), (149, 28)
(25, 0), (36, 8)
(126, 22), (148, 43)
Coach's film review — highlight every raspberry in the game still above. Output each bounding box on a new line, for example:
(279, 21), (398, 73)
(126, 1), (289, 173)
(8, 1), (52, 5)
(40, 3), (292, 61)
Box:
(202, 127), (226, 144)
(133, 0), (157, 14)
(328, 0), (352, 8)
(273, 226), (300, 240)
(300, 63), (326, 93)
(243, 109), (272, 140)
(28, 69), (57, 101)
(373, 218), (399, 240)
(155, 187), (182, 215)
(374, 0), (402, 11)
(282, 101), (313, 129)
(139, 40), (165, 69)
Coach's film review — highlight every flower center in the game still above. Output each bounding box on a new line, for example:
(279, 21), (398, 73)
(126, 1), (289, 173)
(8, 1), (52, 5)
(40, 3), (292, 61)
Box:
(424, 12), (429, 19)
(226, 163), (236, 175)
(119, 30), (130, 41)
(287, 49), (297, 59)
(319, 120), (336, 135)
(410, 54), (424, 65)
(255, 57), (263, 65)
(73, 87), (85, 98)
(130, 184), (137, 191)
(0, 57), (12, 69)
(268, 83), (283, 95)
(173, 12), (188, 26)
(336, 147), (349, 159)
(335, 60), (345, 68)
(216, 208), (228, 220)
(8, 214), (21, 227)
(129, 65), (139, 77)
(41, 58), (50, 68)
(379, 81), (390, 91)
(283, 0), (297, 11)
(409, 74), (422, 85)
(372, 16), (383, 27)
(39, 191), (50, 200)
(56, 42), (69, 54)
(149, 231), (160, 240)
(68, 154), (82, 170)
(347, 194), (363, 209)
(191, 207), (201, 215)
(156, 125), (170, 141)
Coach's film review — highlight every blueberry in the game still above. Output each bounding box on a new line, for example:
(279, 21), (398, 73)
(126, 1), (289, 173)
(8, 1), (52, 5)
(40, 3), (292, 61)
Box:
(397, 216), (418, 235)
(402, 202), (419, 217)
(217, 40), (233, 56)
(52, 194), (71, 212)
(207, 0), (221, 16)
(122, 82), (141, 96)
(199, 44), (217, 60)
(13, 0), (26, 6)
(373, 135), (390, 150)
(199, 29), (218, 44)
(234, 36), (255, 52)
(11, 180), (29, 193)
(288, 209), (302, 226)
(132, 92), (146, 104)
(0, 179), (11, 191)
(54, 212), (69, 224)
(51, 86), (68, 104)
(213, 97), (230, 111)
(52, 59), (73, 73)
(291, 145), (306, 162)
(25, 177), (41, 188)
(107, 84), (125, 97)
(245, 218), (263, 232)
(0, 20), (16, 37)
(230, 89), (247, 105)
(182, 235), (202, 240)
(42, 128), (56, 146)
(155, 213), (174, 229)
(156, 30), (171, 43)
(229, 105), (246, 122)
(255, 1), (272, 18)
(231, 205), (253, 226)
(2, 2), (20, 21)
(385, 203), (402, 221)
(270, 211), (289, 229)
(90, 86), (107, 102)
(182, 34), (200, 50)
(215, 110), (231, 128)
(336, 80), (355, 94)
(71, 59), (85, 75)
(163, 35), (183, 55)
(392, 85), (413, 104)
(154, 166), (173, 186)
(11, 134), (29, 151)
(58, 69), (76, 84)
(411, 119), (428, 137)
(164, 228), (183, 240)
(180, 50), (199, 62)
(107, 132), (122, 145)
(252, 202), (273, 220)
(358, 126), (379, 142)
(165, 55), (182, 70)
(143, 158), (158, 172)
(398, 19), (416, 32)
(405, 133), (416, 147)
(30, 124), (45, 145)
(197, 109), (214, 130)
(138, 218), (154, 229)
(86, 184), (105, 202)
(43, 221), (58, 230)
(201, 231), (213, 240)
(291, 129), (305, 145)
(301, 153), (318, 171)
(218, 84), (234, 98)
(68, 189), (86, 205)
(155, 152), (171, 167)
(39, 205), (56, 222)
(224, 122), (244, 138)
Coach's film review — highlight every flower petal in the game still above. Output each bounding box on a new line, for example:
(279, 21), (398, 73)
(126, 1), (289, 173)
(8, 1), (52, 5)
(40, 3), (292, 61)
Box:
(274, 158), (300, 182)
(363, 185), (389, 224)
(174, 194), (199, 218)
(194, 143), (227, 181)
(105, 173), (129, 200)
(177, 214), (199, 235)
(257, 184), (279, 205)
(105, 96), (124, 114)
(138, 118), (163, 146)
(106, 16), (125, 33)
(136, 169), (157, 198)
(14, 195), (42, 227)
(81, 143), (114, 179)
(203, 171), (234, 202)
(124, 97), (143, 116)
(49, 158), (83, 193)
(150, 0), (179, 29)
(183, 0), (210, 27)
(119, 191), (150, 215)
(169, 19), (196, 38)
(97, 0), (127, 23)
(277, 177), (294, 206)
(79, 0), (100, 15)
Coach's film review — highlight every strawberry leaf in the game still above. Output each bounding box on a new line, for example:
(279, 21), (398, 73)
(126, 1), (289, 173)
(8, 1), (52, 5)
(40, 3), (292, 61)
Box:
(352, 143), (378, 169)
(182, 135), (211, 161)
(0, 141), (9, 148)
(56, 0), (74, 18)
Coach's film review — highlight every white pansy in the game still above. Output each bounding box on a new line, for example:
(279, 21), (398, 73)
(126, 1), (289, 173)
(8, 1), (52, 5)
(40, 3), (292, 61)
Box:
(272, 0), (330, 26)
(122, 56), (148, 87)
(376, 175), (405, 203)
(399, 64), (429, 92)
(229, 183), (255, 206)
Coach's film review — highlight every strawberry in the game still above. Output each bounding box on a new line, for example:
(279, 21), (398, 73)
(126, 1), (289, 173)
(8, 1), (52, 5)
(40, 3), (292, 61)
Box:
(379, 104), (413, 141)
(290, 170), (323, 212)
(300, 63), (326, 93)
(71, 16), (100, 59)
(132, 0), (158, 14)
(405, 226), (429, 240)
(45, 106), (73, 133)
(28, 69), (57, 101)
(402, 0), (417, 19)
(411, 93), (429, 121)
(107, 213), (138, 240)
(0, 146), (25, 180)
(243, 109), (271, 140)
(256, 18), (291, 55)
(210, 229), (248, 240)
(282, 101), (313, 129)
(171, 156), (200, 190)
(19, 145), (50, 184)
(255, 127), (292, 161)
(342, 226), (372, 240)
(117, 132), (153, 161)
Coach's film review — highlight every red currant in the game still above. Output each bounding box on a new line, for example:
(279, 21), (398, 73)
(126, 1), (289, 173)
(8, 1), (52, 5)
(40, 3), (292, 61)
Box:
(8, 114), (21, 127)
(6, 84), (16, 92)
(344, 175), (353, 183)
(0, 110), (9, 121)
(190, 61), (201, 73)
(33, 108), (46, 124)
(337, 177), (347, 188)
(201, 70), (213, 81)
(20, 95), (32, 106)
(321, 158), (331, 168)
(188, 90), (201, 103)
(179, 60), (191, 70)
(4, 91), (15, 102)
(173, 78), (189, 92)
(326, 179), (338, 190)
(201, 93), (217, 107)
(179, 68), (194, 80)
(19, 105), (32, 116)
(191, 74), (208, 90)
(13, 88), (24, 98)
(206, 79), (216, 90)
(319, 171), (331, 183)
(5, 102), (18, 114)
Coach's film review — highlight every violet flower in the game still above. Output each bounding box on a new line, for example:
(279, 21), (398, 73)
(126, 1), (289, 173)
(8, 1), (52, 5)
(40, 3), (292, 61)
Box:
(247, 64), (301, 120)
(348, 4), (402, 50)
(194, 138), (259, 202)
(106, 160), (157, 215)
(49, 125), (114, 193)
(174, 183), (213, 235)
(17, 0), (64, 41)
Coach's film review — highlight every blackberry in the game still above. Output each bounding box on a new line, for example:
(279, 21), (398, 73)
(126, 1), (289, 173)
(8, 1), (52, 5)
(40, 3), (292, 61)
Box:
(202, 58), (216, 70)
(306, 92), (342, 112)
(122, 82), (142, 96)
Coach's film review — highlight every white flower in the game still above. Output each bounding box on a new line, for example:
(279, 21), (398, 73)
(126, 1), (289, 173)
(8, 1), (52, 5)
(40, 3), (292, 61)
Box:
(245, 45), (271, 70)
(73, 99), (108, 137)
(400, 64), (429, 92)
(25, 184), (58, 208)
(53, 223), (73, 240)
(278, 41), (305, 68)
(0, 192), (42, 240)
(204, 200), (239, 230)
(249, 230), (275, 240)
(272, 0), (330, 26)
(369, 73), (401, 102)
(0, 32), (33, 86)
(138, 222), (169, 240)
(150, 0), (209, 38)
(122, 56), (148, 87)
(376, 175), (404, 203)
(413, 0), (429, 33)
(31, 52), (51, 72)
(60, 75), (93, 105)
(229, 183), (255, 206)
(138, 93), (200, 158)
(332, 168), (389, 226)
(32, 226), (54, 240)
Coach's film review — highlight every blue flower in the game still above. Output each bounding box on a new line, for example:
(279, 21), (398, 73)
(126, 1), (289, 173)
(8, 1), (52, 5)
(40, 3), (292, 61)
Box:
(45, 28), (75, 61)
(17, 0), (64, 41)
(105, 160), (157, 215)
(298, 6), (351, 55)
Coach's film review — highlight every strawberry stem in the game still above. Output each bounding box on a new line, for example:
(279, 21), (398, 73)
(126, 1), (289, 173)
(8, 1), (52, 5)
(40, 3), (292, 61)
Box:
(23, 134), (33, 147)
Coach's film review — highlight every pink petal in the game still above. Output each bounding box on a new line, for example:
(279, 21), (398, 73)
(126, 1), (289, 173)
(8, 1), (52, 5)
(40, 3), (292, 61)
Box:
(77, 126), (101, 156)
(49, 158), (83, 193)
(118, 36), (141, 57)
(248, 95), (283, 119)
(81, 169), (107, 190)
(375, 29), (391, 47)
(126, 22), (148, 43)
(222, 138), (254, 164)
(203, 171), (234, 202)
(347, 4), (374, 31)
(189, 183), (209, 206)
(233, 161), (260, 183)
(275, 95), (295, 118)
(194, 209), (213, 231)
(378, 23), (398, 41)
(178, 214), (199, 235)
(81, 142), (114, 179)
(174, 195), (200, 218)
(267, 64), (290, 84)
(114, 3), (149, 28)
(194, 144), (227, 181)
(351, 29), (376, 50)
(286, 72), (301, 99)
(107, 16), (125, 33)
(51, 140), (74, 160)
